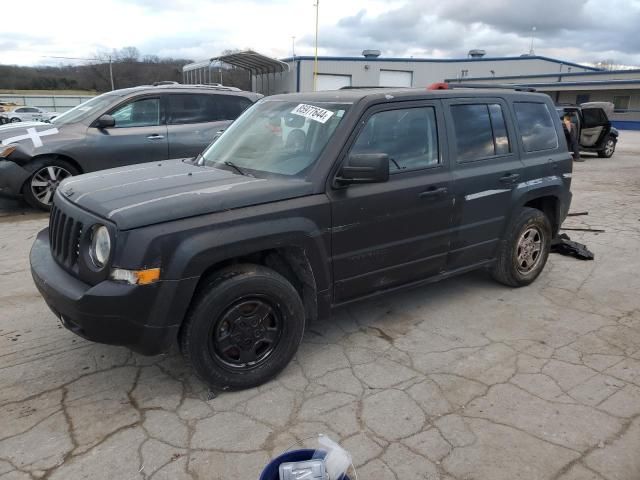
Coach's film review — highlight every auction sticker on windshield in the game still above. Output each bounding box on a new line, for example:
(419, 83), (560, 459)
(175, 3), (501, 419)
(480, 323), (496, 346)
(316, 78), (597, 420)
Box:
(291, 104), (334, 124)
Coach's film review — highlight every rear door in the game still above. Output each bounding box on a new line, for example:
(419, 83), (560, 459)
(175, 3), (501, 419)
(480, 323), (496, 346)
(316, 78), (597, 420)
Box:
(444, 99), (524, 270)
(166, 93), (253, 158)
(580, 108), (610, 147)
(329, 100), (454, 303)
(512, 100), (569, 184)
(83, 95), (168, 169)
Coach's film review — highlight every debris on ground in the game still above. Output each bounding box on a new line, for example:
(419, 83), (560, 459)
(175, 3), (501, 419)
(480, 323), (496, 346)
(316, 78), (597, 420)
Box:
(551, 233), (595, 260)
(560, 227), (605, 233)
(567, 211), (589, 217)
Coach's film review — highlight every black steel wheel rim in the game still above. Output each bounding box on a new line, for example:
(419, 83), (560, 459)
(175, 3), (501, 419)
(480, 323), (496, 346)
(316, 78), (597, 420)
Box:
(209, 296), (283, 370)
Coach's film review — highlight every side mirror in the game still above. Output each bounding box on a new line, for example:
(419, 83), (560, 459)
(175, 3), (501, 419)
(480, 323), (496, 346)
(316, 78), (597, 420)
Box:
(95, 114), (115, 129)
(336, 153), (389, 185)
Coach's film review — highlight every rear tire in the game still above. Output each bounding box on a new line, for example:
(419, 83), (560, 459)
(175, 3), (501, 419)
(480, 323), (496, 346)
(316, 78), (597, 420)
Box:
(22, 158), (79, 211)
(180, 264), (305, 390)
(598, 136), (616, 158)
(491, 207), (552, 287)
(10, 117), (20, 123)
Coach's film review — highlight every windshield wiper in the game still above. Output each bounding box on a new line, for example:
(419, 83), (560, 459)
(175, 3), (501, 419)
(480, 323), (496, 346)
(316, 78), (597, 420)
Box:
(224, 161), (250, 176)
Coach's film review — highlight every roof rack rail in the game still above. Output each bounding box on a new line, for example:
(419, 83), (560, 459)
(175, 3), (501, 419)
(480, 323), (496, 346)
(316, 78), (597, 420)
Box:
(150, 83), (242, 92)
(187, 83), (242, 92)
(339, 86), (408, 90)
(445, 82), (537, 92)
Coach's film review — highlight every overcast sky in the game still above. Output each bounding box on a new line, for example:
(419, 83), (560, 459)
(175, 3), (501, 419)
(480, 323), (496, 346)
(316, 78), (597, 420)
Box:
(2, 0), (640, 67)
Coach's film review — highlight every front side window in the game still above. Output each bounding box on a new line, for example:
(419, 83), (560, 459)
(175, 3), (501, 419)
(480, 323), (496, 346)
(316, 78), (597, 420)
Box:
(351, 106), (439, 171)
(513, 102), (559, 152)
(111, 98), (160, 128)
(201, 100), (349, 177)
(451, 103), (511, 162)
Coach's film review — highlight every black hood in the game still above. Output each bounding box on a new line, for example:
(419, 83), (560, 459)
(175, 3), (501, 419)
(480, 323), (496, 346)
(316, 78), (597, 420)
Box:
(58, 159), (314, 230)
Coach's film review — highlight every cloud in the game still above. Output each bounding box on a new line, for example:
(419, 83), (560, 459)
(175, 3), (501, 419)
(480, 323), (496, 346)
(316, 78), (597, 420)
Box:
(1, 0), (640, 67)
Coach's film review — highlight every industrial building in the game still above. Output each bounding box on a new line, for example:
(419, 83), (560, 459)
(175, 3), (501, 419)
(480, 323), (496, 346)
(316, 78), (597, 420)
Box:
(183, 49), (640, 128)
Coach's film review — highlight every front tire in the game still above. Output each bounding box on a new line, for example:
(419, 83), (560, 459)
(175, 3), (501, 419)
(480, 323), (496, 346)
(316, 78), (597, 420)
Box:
(22, 159), (78, 210)
(180, 264), (305, 390)
(598, 136), (616, 158)
(492, 207), (552, 287)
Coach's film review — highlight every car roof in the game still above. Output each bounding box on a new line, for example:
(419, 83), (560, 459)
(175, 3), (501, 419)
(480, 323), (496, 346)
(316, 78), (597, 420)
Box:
(269, 87), (550, 104)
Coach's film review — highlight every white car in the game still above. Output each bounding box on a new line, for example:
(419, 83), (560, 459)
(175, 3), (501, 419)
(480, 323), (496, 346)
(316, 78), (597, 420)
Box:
(5, 106), (59, 123)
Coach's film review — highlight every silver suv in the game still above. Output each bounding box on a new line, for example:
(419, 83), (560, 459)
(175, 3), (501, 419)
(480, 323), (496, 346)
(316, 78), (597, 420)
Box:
(0, 84), (261, 209)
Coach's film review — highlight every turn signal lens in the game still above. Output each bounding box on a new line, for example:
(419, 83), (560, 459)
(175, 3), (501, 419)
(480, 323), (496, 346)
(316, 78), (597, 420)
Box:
(0, 145), (17, 158)
(110, 267), (160, 285)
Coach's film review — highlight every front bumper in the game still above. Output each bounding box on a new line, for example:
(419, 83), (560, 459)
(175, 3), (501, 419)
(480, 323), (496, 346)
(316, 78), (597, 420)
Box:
(0, 159), (30, 196)
(30, 228), (198, 355)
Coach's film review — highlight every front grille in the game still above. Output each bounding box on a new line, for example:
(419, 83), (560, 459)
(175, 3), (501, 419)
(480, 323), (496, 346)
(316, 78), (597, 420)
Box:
(49, 203), (83, 270)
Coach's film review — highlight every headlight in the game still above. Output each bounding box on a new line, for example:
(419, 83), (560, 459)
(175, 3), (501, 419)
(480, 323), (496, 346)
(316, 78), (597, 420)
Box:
(90, 225), (111, 268)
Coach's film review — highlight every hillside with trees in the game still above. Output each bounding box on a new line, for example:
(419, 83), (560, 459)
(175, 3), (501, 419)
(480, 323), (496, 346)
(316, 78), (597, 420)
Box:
(0, 47), (252, 92)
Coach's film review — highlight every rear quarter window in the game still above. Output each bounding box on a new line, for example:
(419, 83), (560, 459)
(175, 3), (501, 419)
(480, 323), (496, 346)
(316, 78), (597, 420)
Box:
(513, 102), (559, 152)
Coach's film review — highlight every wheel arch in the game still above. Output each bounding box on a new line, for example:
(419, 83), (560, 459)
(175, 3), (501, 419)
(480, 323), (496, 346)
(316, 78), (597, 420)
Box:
(523, 195), (560, 235)
(188, 246), (319, 324)
(22, 153), (83, 177)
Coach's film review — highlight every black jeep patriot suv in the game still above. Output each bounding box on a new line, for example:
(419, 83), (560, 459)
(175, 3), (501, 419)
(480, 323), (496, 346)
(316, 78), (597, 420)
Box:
(30, 86), (572, 390)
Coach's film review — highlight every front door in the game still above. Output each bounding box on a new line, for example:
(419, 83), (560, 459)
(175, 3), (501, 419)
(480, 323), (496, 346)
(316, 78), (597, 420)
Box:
(83, 96), (168, 171)
(328, 101), (454, 303)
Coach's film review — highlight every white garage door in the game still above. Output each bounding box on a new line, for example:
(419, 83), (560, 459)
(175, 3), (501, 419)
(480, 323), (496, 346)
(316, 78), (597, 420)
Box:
(316, 74), (351, 91)
(379, 70), (413, 87)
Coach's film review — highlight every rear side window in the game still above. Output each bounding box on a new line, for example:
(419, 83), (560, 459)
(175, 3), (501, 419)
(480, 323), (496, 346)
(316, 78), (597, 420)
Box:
(513, 102), (559, 152)
(218, 96), (253, 119)
(582, 108), (608, 127)
(450, 103), (511, 162)
(168, 94), (252, 125)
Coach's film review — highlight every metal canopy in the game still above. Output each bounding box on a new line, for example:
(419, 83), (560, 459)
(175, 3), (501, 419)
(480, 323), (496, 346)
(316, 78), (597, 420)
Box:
(211, 50), (290, 75)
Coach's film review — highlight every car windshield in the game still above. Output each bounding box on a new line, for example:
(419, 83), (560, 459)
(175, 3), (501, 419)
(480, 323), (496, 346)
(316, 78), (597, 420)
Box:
(200, 99), (349, 177)
(51, 93), (119, 126)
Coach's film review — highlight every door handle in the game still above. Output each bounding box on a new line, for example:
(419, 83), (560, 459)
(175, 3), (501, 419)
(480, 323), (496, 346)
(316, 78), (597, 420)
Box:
(419, 186), (448, 198)
(147, 134), (165, 140)
(499, 173), (520, 184)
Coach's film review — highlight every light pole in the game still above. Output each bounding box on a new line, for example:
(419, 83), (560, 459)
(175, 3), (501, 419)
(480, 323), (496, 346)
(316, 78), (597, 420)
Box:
(529, 26), (537, 55)
(292, 36), (296, 58)
(313, 0), (319, 91)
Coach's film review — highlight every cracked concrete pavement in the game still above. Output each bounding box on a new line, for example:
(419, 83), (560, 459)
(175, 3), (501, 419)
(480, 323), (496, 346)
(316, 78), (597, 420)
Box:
(1, 132), (640, 479)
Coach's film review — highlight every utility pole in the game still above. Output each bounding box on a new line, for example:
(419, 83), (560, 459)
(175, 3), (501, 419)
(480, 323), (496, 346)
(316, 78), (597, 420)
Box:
(44, 55), (115, 91)
(292, 36), (296, 58)
(313, 0), (319, 91)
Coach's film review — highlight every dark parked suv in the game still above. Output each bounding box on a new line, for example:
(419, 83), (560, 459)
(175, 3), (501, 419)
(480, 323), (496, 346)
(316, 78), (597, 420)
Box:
(30, 86), (572, 390)
(0, 83), (261, 209)
(556, 102), (618, 158)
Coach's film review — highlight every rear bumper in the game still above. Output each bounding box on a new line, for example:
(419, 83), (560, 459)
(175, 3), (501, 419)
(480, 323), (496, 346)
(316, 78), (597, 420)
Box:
(0, 160), (30, 196)
(30, 228), (198, 355)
